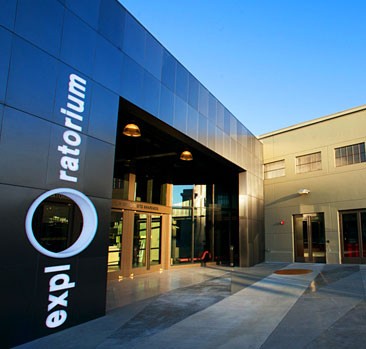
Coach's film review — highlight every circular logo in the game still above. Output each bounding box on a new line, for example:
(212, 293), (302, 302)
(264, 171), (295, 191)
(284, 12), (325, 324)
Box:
(25, 188), (98, 258)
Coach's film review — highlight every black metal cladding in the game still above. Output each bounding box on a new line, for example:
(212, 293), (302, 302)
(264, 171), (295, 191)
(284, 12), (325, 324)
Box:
(0, 0), (263, 346)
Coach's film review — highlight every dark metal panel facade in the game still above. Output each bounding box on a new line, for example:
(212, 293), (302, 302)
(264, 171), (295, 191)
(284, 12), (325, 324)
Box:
(0, 0), (264, 346)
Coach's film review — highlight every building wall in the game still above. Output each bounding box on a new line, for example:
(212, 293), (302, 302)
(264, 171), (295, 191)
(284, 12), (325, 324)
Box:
(260, 106), (366, 264)
(0, 0), (263, 346)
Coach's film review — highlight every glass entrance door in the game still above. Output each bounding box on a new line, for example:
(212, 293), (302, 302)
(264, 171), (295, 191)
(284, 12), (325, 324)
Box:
(132, 213), (161, 270)
(108, 210), (123, 272)
(294, 213), (326, 263)
(341, 210), (366, 263)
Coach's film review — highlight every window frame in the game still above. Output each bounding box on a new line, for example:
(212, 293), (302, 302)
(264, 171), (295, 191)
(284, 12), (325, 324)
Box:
(335, 143), (366, 167)
(295, 151), (322, 174)
(264, 159), (285, 179)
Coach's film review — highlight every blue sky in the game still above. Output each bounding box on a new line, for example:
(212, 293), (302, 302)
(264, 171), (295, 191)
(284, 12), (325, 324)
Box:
(120, 0), (366, 135)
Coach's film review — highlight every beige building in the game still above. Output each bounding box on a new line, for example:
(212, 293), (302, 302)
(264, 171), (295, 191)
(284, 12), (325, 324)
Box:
(259, 105), (366, 265)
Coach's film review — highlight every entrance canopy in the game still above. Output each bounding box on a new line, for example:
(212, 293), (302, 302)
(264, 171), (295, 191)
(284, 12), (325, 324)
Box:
(114, 98), (244, 185)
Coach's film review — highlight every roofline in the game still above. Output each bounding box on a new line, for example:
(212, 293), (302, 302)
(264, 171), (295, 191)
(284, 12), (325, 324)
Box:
(258, 104), (366, 139)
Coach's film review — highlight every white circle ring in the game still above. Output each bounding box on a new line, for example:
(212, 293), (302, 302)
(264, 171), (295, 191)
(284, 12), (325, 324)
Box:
(25, 188), (98, 258)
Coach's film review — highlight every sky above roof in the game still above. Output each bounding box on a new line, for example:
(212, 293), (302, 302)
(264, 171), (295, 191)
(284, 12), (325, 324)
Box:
(120, 0), (366, 135)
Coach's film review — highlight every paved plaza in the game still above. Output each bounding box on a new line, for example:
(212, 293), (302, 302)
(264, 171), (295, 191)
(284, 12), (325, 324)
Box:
(15, 263), (366, 349)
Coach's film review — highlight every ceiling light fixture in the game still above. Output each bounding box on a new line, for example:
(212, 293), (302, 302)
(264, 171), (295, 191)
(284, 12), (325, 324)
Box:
(180, 150), (193, 161)
(123, 123), (141, 137)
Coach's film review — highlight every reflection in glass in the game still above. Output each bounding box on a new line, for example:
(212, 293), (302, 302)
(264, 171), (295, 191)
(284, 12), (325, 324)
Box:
(108, 210), (123, 272)
(112, 175), (129, 200)
(144, 33), (163, 80)
(342, 213), (359, 257)
(135, 175), (164, 204)
(159, 85), (174, 125)
(132, 214), (161, 269)
(172, 208), (193, 263)
(133, 214), (147, 268)
(303, 221), (308, 258)
(188, 74), (199, 109)
(198, 84), (208, 117)
(172, 185), (193, 264)
(340, 211), (366, 260)
(32, 194), (82, 253)
(171, 183), (238, 266)
(175, 62), (188, 101)
(123, 13), (145, 67)
(362, 213), (366, 258)
(174, 96), (188, 133)
(208, 93), (217, 123)
(294, 213), (325, 263)
(150, 215), (161, 266)
(162, 50), (176, 91)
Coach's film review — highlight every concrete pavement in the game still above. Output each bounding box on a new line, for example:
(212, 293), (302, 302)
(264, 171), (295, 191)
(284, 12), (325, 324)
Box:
(14, 262), (366, 348)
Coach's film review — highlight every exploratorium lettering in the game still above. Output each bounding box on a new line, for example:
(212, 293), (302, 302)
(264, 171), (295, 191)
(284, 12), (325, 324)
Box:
(58, 74), (87, 183)
(44, 265), (75, 328)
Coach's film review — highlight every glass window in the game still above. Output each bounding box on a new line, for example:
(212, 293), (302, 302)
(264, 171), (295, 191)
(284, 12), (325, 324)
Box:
(341, 212), (360, 258)
(362, 212), (366, 258)
(150, 215), (162, 266)
(135, 175), (164, 204)
(173, 185), (193, 207)
(296, 152), (322, 173)
(132, 213), (162, 269)
(172, 185), (193, 265)
(108, 210), (123, 272)
(335, 143), (366, 167)
(113, 175), (129, 200)
(340, 210), (366, 260)
(171, 183), (238, 267)
(132, 213), (147, 268)
(264, 160), (285, 179)
(31, 194), (83, 253)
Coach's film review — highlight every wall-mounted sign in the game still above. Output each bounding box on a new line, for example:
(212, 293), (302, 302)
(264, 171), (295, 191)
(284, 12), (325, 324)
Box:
(58, 74), (87, 183)
(112, 199), (172, 214)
